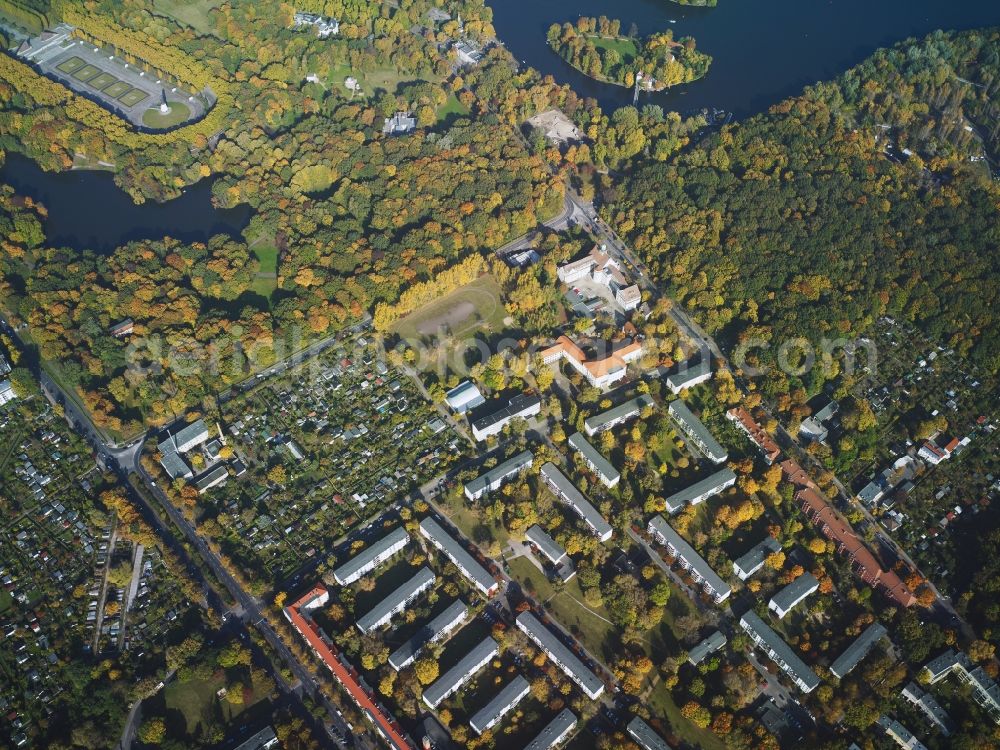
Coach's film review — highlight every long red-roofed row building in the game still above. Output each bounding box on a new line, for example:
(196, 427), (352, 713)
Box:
(285, 587), (413, 750)
(727, 407), (782, 464)
(780, 460), (916, 608)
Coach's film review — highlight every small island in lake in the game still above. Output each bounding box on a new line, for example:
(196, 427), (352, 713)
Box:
(668, 0), (717, 7)
(547, 16), (712, 91)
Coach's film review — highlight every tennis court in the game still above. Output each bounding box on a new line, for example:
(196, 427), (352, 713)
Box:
(72, 64), (101, 83)
(118, 88), (150, 107)
(55, 56), (86, 74)
(89, 71), (119, 90)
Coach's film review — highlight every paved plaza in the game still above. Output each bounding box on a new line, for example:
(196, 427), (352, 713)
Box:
(17, 23), (208, 129)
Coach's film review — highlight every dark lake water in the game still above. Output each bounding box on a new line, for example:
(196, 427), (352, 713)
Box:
(487, 0), (1000, 116)
(4, 1), (1000, 254)
(0, 151), (251, 253)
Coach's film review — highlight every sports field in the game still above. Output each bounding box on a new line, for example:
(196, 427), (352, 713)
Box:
(391, 275), (508, 341)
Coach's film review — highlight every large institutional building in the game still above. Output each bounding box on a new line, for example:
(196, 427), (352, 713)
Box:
(540, 335), (643, 389)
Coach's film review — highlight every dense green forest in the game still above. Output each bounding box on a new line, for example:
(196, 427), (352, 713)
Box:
(0, 0), (581, 434)
(604, 27), (1000, 403)
(547, 16), (711, 89)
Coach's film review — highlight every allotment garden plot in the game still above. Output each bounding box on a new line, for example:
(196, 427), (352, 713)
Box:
(210, 342), (471, 583)
(0, 396), (192, 746)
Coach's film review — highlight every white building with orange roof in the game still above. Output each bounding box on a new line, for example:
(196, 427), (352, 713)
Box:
(539, 335), (643, 389)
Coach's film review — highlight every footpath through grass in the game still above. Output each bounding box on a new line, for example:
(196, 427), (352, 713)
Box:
(391, 274), (508, 342)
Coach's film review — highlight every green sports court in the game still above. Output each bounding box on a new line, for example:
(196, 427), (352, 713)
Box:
(72, 63), (101, 82)
(103, 80), (132, 98)
(89, 71), (118, 90)
(55, 56), (86, 75)
(118, 88), (150, 107)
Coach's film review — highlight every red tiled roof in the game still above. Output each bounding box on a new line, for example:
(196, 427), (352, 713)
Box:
(286, 599), (412, 750)
(795, 486), (915, 608)
(727, 408), (782, 463)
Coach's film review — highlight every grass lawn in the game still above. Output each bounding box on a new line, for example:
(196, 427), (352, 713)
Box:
(438, 492), (509, 549)
(71, 153), (115, 170)
(326, 63), (440, 98)
(646, 678), (729, 750)
(252, 243), (278, 275)
(56, 56), (85, 74)
(507, 556), (619, 662)
(392, 275), (508, 342)
(151, 0), (222, 35)
(160, 668), (269, 739)
(438, 93), (470, 119)
(0, 589), (12, 615)
(249, 241), (278, 299)
(510, 550), (722, 749)
(587, 34), (639, 63)
(142, 101), (192, 129)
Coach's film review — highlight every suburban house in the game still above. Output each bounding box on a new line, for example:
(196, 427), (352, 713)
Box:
(540, 335), (643, 389)
(556, 245), (642, 312)
(470, 393), (542, 441)
(0, 380), (16, 406)
(293, 12), (340, 37)
(647, 515), (731, 603)
(108, 319), (134, 338)
(383, 111), (417, 135)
